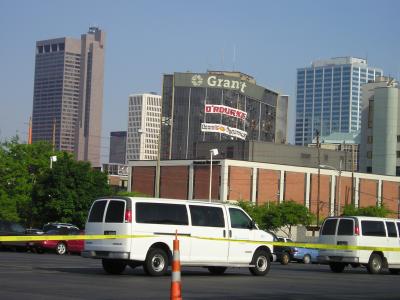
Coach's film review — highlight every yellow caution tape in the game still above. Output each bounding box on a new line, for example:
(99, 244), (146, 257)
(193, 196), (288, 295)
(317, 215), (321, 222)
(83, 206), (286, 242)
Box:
(1, 234), (400, 252)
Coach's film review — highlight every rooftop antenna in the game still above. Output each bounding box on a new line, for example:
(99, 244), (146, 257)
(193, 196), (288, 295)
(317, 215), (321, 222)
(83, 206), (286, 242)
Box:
(221, 48), (225, 70)
(233, 44), (236, 71)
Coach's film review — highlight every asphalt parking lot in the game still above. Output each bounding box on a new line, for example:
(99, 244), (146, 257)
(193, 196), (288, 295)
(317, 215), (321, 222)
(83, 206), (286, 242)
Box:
(0, 251), (399, 300)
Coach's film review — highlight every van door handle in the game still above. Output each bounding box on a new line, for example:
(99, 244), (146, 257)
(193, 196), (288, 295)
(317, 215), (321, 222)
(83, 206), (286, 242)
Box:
(229, 230), (232, 238)
(223, 230), (226, 238)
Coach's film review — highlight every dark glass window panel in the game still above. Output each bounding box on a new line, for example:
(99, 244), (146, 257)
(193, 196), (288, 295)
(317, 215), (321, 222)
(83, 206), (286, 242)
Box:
(189, 205), (225, 227)
(105, 200), (125, 223)
(136, 203), (188, 225)
(338, 219), (354, 235)
(88, 200), (107, 222)
(229, 208), (251, 229)
(321, 219), (338, 235)
(361, 221), (386, 237)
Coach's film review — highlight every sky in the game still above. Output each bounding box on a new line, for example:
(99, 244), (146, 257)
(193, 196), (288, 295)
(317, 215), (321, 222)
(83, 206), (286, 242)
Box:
(1, 0), (399, 163)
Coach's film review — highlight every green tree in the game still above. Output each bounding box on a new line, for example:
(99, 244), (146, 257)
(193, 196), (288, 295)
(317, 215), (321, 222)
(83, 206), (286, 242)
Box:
(342, 204), (391, 217)
(0, 137), (54, 224)
(238, 200), (314, 237)
(32, 152), (111, 228)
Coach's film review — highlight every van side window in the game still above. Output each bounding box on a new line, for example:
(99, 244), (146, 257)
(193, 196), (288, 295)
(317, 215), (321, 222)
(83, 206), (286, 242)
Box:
(386, 222), (398, 238)
(361, 221), (386, 237)
(105, 201), (125, 223)
(229, 208), (251, 229)
(189, 206), (224, 227)
(337, 219), (354, 235)
(136, 203), (188, 225)
(321, 219), (337, 235)
(88, 200), (107, 222)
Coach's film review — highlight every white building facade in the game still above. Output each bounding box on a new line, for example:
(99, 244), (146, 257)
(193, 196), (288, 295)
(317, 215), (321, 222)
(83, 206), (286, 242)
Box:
(126, 93), (162, 161)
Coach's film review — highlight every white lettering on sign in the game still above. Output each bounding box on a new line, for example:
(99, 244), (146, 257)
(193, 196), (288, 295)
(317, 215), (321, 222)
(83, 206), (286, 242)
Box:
(207, 76), (247, 93)
(204, 104), (247, 120)
(201, 123), (247, 140)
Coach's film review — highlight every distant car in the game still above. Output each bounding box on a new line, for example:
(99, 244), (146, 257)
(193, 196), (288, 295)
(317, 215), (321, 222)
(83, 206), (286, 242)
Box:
(25, 228), (44, 235)
(32, 228), (84, 255)
(292, 247), (319, 264)
(270, 234), (296, 265)
(43, 223), (79, 233)
(0, 220), (29, 251)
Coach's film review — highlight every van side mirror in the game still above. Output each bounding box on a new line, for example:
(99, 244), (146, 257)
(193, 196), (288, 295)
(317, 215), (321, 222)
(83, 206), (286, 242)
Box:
(249, 220), (257, 230)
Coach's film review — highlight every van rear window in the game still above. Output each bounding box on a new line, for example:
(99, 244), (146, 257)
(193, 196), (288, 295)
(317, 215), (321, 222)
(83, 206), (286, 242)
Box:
(105, 201), (125, 223)
(88, 200), (107, 222)
(136, 203), (188, 225)
(337, 219), (354, 235)
(361, 221), (386, 237)
(321, 219), (337, 235)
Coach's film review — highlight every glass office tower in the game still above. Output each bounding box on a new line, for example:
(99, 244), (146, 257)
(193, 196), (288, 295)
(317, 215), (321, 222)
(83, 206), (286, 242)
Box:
(295, 57), (382, 145)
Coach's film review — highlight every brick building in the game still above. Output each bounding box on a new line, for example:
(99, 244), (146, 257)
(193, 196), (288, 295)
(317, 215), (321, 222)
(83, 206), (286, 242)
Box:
(128, 159), (400, 219)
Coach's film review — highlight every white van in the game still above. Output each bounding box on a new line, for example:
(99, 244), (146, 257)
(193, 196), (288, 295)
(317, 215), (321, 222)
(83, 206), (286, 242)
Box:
(318, 216), (400, 274)
(82, 197), (274, 276)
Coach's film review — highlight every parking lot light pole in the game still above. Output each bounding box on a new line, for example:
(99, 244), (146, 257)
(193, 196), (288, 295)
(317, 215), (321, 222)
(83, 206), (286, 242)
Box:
(209, 149), (218, 202)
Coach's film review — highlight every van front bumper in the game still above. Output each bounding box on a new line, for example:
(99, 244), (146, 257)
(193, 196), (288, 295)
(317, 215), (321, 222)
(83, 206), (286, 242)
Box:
(82, 250), (130, 260)
(318, 255), (359, 264)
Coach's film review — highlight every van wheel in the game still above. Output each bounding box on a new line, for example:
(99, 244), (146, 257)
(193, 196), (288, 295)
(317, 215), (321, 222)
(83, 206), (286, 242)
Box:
(389, 268), (399, 275)
(280, 253), (290, 265)
(208, 267), (227, 275)
(102, 259), (126, 275)
(329, 262), (345, 273)
(144, 248), (169, 276)
(56, 242), (67, 255)
(303, 255), (311, 264)
(249, 250), (271, 276)
(367, 253), (383, 274)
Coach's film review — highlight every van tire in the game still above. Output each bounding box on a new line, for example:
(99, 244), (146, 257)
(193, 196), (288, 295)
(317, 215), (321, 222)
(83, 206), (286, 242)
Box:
(249, 250), (271, 276)
(329, 262), (345, 273)
(367, 253), (383, 274)
(303, 255), (311, 264)
(280, 253), (290, 265)
(102, 259), (126, 275)
(143, 248), (169, 276)
(208, 267), (227, 275)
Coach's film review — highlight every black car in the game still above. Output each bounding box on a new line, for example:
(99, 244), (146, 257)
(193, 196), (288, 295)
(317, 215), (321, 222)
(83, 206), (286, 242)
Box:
(0, 220), (28, 251)
(268, 232), (296, 265)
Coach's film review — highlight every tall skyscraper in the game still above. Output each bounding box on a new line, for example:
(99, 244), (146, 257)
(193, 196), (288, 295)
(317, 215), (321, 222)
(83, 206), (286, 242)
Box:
(126, 93), (162, 161)
(31, 27), (105, 167)
(109, 131), (127, 164)
(295, 57), (382, 146)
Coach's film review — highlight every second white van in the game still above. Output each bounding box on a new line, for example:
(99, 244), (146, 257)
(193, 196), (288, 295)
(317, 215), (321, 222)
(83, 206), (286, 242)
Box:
(82, 197), (274, 276)
(318, 216), (400, 274)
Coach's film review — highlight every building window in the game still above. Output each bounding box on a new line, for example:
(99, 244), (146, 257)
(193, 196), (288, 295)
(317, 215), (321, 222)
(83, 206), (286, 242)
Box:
(397, 135), (400, 143)
(367, 136), (373, 144)
(397, 151), (400, 158)
(368, 100), (374, 128)
(367, 151), (372, 159)
(366, 166), (372, 173)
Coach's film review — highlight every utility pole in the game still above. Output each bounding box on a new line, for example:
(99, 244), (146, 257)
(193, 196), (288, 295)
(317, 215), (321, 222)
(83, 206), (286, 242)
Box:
(351, 144), (355, 205)
(337, 159), (342, 216)
(316, 130), (321, 226)
(52, 118), (56, 151)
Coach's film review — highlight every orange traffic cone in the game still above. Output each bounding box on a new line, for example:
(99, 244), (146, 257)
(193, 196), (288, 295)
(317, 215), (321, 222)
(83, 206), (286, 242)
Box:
(171, 231), (182, 300)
